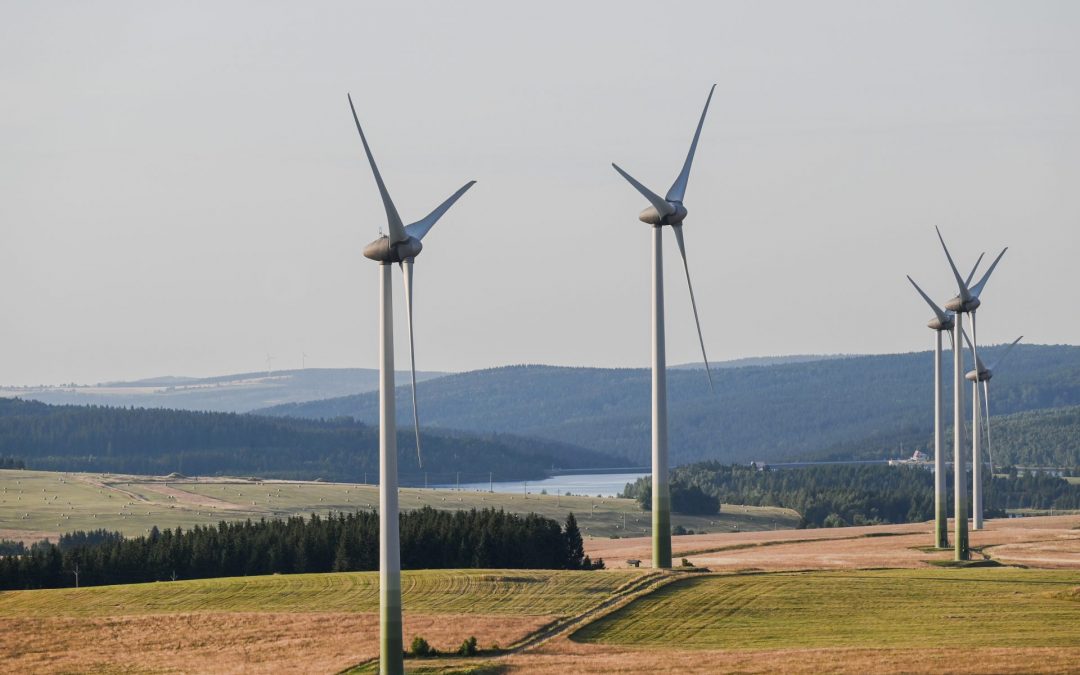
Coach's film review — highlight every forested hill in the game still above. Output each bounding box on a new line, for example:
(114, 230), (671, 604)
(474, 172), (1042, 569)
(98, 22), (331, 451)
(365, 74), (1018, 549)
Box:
(258, 344), (1080, 466)
(0, 398), (618, 483)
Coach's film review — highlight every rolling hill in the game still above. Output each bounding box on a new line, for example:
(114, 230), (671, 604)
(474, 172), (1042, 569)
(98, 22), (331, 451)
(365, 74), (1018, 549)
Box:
(258, 345), (1080, 466)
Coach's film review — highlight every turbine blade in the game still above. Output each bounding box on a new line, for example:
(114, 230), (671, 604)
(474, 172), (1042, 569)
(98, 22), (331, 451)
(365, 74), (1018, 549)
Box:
(959, 327), (987, 373)
(671, 225), (714, 392)
(935, 226), (972, 301)
(970, 247), (1008, 298)
(612, 163), (675, 216)
(406, 181), (476, 241)
(982, 380), (995, 477)
(965, 253), (985, 288)
(402, 260), (422, 467)
(989, 336), (1023, 372)
(971, 311), (981, 395)
(905, 275), (950, 324)
(347, 94), (408, 244)
(666, 84), (716, 202)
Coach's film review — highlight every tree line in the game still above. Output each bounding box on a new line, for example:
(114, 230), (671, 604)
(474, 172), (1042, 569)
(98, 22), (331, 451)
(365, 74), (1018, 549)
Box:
(621, 463), (1080, 528)
(0, 456), (25, 469)
(0, 397), (615, 483)
(0, 507), (601, 591)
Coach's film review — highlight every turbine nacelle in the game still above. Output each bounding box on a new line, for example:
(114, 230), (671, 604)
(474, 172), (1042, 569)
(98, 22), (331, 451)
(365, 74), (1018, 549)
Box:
(966, 367), (992, 383)
(927, 313), (955, 332)
(363, 235), (423, 264)
(638, 203), (688, 226)
(944, 295), (980, 314)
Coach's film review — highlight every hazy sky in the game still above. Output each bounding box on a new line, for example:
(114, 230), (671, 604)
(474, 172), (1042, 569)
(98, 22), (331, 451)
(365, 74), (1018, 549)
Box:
(2, 1), (1077, 385)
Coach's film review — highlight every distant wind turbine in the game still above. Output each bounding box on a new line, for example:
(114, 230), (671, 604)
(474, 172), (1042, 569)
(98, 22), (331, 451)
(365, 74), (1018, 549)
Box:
(963, 332), (1022, 529)
(906, 256), (982, 549)
(611, 84), (717, 569)
(936, 227), (1007, 556)
(347, 92), (475, 675)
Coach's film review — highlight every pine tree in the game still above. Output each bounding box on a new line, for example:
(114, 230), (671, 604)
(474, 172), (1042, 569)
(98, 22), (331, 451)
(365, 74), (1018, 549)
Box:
(563, 512), (584, 570)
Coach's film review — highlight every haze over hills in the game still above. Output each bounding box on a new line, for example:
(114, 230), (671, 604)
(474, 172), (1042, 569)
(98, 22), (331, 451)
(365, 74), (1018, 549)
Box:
(0, 368), (445, 414)
(0, 356), (844, 415)
(258, 344), (1080, 467)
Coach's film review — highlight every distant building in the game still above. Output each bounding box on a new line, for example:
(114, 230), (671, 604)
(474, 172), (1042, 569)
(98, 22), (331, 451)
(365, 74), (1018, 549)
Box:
(888, 449), (933, 469)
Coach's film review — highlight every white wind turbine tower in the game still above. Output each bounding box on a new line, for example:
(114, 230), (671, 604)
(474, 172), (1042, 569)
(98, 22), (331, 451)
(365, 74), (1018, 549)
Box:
(612, 85), (717, 569)
(935, 226), (1007, 560)
(265, 353), (275, 377)
(906, 257), (982, 549)
(905, 277), (956, 549)
(962, 332), (1023, 529)
(347, 93), (475, 675)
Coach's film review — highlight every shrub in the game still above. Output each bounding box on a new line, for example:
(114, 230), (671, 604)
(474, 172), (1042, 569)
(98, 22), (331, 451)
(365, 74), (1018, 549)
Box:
(458, 636), (478, 656)
(410, 636), (435, 657)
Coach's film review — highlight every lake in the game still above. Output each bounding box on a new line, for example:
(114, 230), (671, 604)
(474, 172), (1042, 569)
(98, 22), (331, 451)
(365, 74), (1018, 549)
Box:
(443, 472), (647, 498)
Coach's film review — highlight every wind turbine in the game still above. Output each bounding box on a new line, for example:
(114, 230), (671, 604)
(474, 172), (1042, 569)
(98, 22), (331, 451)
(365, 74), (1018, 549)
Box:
(963, 332), (1022, 529)
(935, 226), (1007, 560)
(347, 93), (475, 675)
(612, 84), (717, 569)
(906, 257), (982, 549)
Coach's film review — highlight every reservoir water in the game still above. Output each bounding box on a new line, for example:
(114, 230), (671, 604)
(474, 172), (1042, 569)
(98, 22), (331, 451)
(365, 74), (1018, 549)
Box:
(443, 472), (646, 498)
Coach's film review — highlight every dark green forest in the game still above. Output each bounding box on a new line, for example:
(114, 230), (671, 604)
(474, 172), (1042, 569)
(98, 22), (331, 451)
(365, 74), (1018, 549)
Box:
(0, 398), (617, 483)
(0, 508), (601, 591)
(258, 345), (1080, 466)
(621, 463), (1080, 528)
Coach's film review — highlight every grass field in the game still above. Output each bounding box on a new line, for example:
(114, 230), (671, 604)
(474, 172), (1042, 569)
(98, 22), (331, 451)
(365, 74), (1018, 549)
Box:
(0, 468), (799, 543)
(0, 568), (644, 674)
(0, 568), (639, 618)
(573, 568), (1080, 649)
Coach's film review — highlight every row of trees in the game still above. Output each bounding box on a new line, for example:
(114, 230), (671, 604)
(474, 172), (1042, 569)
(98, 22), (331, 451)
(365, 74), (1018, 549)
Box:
(622, 463), (1080, 528)
(0, 508), (601, 591)
(0, 456), (25, 469)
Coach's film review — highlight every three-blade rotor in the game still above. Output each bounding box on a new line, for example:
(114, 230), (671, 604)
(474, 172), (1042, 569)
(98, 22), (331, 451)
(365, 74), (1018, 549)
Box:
(348, 93), (475, 466)
(611, 85), (718, 390)
(961, 333), (1023, 476)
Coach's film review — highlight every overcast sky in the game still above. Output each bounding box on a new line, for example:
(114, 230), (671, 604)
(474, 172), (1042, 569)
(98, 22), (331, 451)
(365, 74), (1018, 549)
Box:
(1, 1), (1077, 385)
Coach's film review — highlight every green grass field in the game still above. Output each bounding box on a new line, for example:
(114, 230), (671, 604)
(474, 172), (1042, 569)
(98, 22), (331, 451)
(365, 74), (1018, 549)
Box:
(0, 469), (799, 542)
(574, 568), (1080, 649)
(0, 568), (641, 619)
